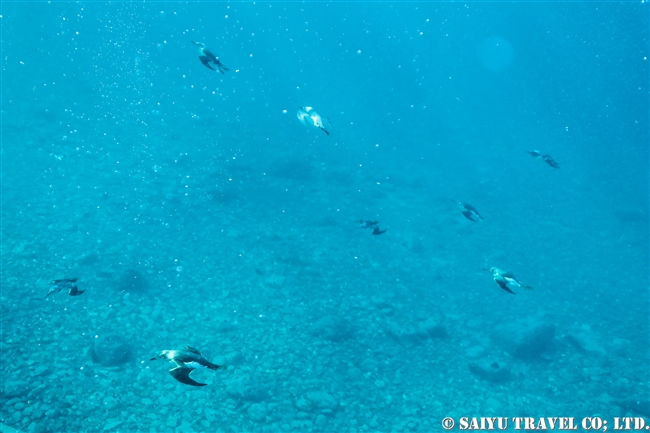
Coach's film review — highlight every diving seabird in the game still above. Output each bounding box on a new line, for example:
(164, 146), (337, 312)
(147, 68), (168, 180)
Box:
(454, 201), (484, 222)
(46, 278), (84, 297)
(484, 267), (533, 294)
(297, 106), (331, 136)
(527, 150), (560, 168)
(191, 41), (229, 74)
(150, 345), (225, 386)
(358, 220), (387, 235)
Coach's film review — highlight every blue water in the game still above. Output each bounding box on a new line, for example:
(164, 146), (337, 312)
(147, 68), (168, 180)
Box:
(1, 3), (648, 432)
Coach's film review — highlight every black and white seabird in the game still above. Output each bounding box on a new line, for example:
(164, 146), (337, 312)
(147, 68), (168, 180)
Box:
(484, 267), (533, 294)
(297, 106), (331, 136)
(454, 201), (484, 222)
(46, 278), (84, 297)
(527, 150), (560, 168)
(358, 220), (387, 235)
(150, 346), (225, 387)
(191, 41), (229, 74)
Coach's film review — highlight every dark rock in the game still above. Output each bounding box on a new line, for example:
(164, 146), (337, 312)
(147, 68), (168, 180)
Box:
(387, 318), (447, 345)
(614, 208), (648, 224)
(306, 391), (338, 411)
(78, 253), (100, 266)
(513, 324), (556, 361)
(91, 334), (132, 366)
(3, 380), (31, 399)
(468, 362), (511, 383)
(214, 319), (238, 333)
(225, 379), (268, 402)
(207, 188), (239, 205)
(117, 269), (149, 293)
(310, 316), (355, 342)
(492, 320), (557, 362)
(614, 400), (650, 418)
(419, 318), (447, 339)
(393, 326), (429, 344)
(268, 159), (314, 181)
(562, 334), (588, 354)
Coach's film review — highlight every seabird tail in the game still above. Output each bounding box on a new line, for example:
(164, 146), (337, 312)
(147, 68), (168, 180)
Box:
(206, 363), (225, 371)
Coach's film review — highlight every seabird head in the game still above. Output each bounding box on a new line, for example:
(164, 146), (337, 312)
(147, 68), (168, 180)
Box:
(191, 41), (205, 47)
(150, 350), (171, 361)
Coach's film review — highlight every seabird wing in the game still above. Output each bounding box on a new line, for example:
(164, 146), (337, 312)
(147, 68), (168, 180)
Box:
(310, 114), (324, 129)
(183, 345), (202, 355)
(542, 155), (560, 168)
(464, 204), (484, 220)
(495, 279), (516, 294)
(506, 276), (533, 290)
(462, 210), (478, 222)
(68, 286), (85, 296)
(198, 56), (216, 71)
(372, 227), (387, 235)
(170, 367), (207, 387)
(296, 109), (310, 126)
(202, 49), (219, 64)
(501, 273), (531, 290)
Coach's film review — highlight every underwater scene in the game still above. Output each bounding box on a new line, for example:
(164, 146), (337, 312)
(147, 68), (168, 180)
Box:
(1, 2), (648, 433)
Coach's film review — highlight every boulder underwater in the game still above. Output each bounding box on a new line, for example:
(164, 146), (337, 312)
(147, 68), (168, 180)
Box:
(614, 400), (650, 418)
(117, 269), (150, 294)
(492, 320), (557, 362)
(513, 324), (556, 362)
(91, 334), (132, 366)
(468, 361), (511, 384)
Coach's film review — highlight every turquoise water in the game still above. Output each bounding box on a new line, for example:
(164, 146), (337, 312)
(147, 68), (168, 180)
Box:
(1, 3), (648, 432)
